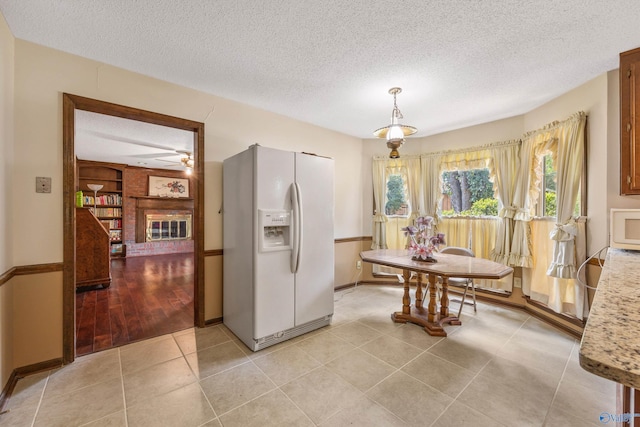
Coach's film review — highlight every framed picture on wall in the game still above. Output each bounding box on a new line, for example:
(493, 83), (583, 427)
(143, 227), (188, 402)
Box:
(148, 176), (190, 198)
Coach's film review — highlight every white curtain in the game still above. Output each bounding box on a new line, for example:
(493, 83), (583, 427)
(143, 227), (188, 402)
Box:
(507, 134), (537, 268)
(383, 156), (421, 252)
(520, 111), (588, 320)
(421, 154), (443, 226)
(438, 216), (510, 291)
(372, 156), (420, 275)
(489, 141), (523, 267)
(369, 111), (587, 314)
(424, 143), (513, 292)
(404, 157), (422, 224)
(371, 158), (388, 250)
(523, 218), (588, 319)
(546, 112), (587, 278)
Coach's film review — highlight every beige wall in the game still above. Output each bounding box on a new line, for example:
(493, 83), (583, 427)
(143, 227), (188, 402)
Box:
(12, 273), (63, 367)
(335, 240), (366, 288)
(6, 38), (364, 371)
(0, 11), (14, 391)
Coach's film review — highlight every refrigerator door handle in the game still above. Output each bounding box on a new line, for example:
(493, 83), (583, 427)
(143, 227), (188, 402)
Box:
(291, 182), (302, 273)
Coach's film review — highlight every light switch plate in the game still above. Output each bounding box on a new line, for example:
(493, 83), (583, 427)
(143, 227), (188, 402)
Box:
(36, 177), (52, 193)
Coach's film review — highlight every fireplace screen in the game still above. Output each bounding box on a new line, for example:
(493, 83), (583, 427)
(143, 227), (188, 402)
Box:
(146, 214), (192, 242)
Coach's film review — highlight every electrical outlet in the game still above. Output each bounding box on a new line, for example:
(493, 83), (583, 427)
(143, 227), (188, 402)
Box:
(513, 277), (522, 288)
(356, 260), (362, 270)
(36, 177), (52, 193)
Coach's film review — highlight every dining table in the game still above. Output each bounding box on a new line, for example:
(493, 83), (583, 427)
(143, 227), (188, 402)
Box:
(359, 249), (514, 337)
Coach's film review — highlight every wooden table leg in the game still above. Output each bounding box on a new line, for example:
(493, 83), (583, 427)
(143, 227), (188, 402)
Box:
(415, 273), (423, 309)
(401, 269), (411, 315)
(428, 274), (437, 323)
(391, 271), (453, 337)
(438, 276), (462, 327)
(440, 277), (449, 317)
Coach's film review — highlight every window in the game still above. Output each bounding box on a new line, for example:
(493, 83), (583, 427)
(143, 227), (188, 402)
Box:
(541, 154), (557, 217)
(536, 154), (581, 217)
(441, 168), (497, 216)
(385, 173), (410, 216)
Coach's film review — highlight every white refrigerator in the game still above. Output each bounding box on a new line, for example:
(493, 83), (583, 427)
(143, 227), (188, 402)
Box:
(223, 145), (334, 351)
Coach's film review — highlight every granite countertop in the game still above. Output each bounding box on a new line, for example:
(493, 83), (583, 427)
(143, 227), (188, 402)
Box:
(580, 248), (640, 388)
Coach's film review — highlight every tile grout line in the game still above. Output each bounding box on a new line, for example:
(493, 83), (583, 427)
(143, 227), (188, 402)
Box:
(215, 343), (318, 424)
(28, 369), (51, 427)
(540, 339), (577, 426)
(428, 311), (531, 427)
(118, 347), (129, 427)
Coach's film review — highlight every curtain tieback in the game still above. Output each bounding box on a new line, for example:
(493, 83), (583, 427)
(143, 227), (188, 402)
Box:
(499, 206), (530, 221)
(513, 210), (531, 222)
(373, 214), (388, 223)
(549, 218), (577, 241)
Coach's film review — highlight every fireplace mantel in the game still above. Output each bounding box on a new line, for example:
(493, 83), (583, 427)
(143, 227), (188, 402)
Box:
(131, 196), (194, 242)
(131, 195), (194, 209)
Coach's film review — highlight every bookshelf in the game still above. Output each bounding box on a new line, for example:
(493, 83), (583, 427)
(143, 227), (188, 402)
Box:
(77, 160), (126, 257)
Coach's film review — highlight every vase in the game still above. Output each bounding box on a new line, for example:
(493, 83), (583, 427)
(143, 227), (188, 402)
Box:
(412, 255), (437, 263)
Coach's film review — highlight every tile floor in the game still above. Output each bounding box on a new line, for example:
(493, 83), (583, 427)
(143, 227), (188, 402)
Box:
(1, 285), (616, 426)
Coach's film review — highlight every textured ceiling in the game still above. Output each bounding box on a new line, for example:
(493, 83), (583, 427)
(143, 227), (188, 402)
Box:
(2, 1), (640, 139)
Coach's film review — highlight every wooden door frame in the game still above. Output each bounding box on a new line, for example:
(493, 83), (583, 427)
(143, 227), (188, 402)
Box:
(62, 93), (205, 364)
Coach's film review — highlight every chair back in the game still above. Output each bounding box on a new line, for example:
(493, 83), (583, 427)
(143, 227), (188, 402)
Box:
(440, 246), (475, 258)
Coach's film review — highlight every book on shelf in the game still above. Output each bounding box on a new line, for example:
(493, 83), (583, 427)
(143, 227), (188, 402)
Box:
(106, 219), (122, 229)
(93, 207), (122, 218)
(109, 230), (122, 241)
(82, 194), (122, 206)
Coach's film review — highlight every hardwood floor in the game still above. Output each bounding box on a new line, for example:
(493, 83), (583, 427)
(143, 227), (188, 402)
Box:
(75, 252), (194, 356)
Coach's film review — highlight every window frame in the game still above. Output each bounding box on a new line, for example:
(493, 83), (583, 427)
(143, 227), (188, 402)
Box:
(533, 152), (585, 219)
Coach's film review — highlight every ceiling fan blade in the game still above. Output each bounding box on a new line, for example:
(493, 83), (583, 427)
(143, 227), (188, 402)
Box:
(80, 129), (179, 152)
(156, 158), (182, 164)
(131, 152), (178, 159)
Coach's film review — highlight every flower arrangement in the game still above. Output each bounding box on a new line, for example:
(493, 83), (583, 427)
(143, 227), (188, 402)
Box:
(402, 216), (446, 261)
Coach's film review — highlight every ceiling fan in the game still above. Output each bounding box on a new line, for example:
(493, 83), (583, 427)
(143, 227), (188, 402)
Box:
(155, 150), (194, 171)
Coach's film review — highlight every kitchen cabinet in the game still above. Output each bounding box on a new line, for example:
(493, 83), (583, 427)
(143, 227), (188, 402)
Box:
(620, 47), (640, 195)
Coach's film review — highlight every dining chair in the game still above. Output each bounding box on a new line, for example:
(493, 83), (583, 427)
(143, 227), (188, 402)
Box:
(439, 246), (476, 318)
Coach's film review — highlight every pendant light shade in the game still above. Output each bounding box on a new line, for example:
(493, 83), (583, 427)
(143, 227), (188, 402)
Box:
(373, 87), (417, 158)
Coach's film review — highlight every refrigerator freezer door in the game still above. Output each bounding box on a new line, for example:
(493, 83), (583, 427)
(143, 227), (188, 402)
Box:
(222, 148), (255, 347)
(294, 153), (335, 326)
(254, 146), (296, 338)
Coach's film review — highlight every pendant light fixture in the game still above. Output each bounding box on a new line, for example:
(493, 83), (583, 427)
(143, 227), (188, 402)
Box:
(373, 87), (417, 158)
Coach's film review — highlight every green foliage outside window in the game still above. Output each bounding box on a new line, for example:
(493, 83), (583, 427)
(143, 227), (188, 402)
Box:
(543, 155), (557, 217)
(469, 197), (499, 216)
(441, 197), (498, 217)
(442, 169), (495, 216)
(385, 174), (408, 215)
(545, 191), (557, 217)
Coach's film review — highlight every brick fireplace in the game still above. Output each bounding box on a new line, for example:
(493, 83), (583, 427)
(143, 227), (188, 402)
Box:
(146, 213), (192, 242)
(124, 167), (194, 257)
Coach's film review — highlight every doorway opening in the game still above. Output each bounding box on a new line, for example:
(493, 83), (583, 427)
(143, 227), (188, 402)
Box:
(62, 93), (205, 363)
